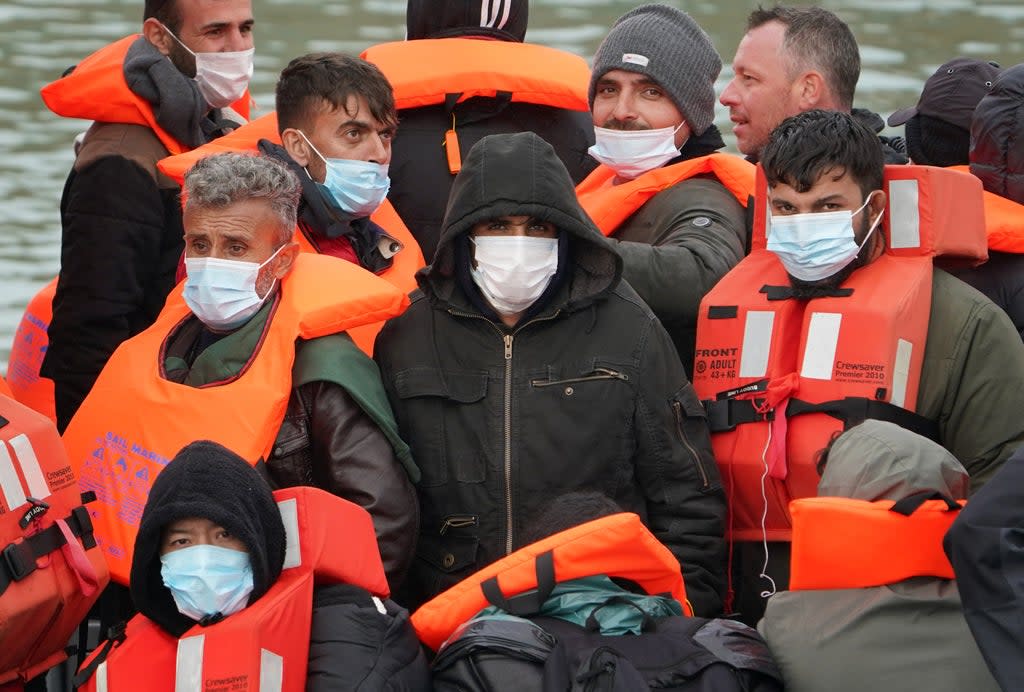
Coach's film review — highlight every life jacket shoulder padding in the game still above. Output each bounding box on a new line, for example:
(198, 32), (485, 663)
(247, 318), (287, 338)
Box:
(410, 512), (687, 652)
(789, 496), (959, 590)
(360, 39), (590, 112)
(6, 278), (57, 423)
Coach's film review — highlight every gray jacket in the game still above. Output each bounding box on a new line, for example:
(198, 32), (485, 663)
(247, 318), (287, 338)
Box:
(758, 420), (999, 692)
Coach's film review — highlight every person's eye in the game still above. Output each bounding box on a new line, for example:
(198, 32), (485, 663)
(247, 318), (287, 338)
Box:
(642, 88), (663, 98)
(487, 222), (507, 231)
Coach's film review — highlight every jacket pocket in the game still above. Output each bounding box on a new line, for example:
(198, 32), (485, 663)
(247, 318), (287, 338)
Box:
(414, 532), (481, 600)
(671, 385), (720, 492)
(393, 367), (489, 487)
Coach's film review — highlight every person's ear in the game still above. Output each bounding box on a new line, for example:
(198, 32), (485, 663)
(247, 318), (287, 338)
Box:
(142, 17), (174, 57)
(271, 242), (299, 279)
(868, 189), (887, 225)
(281, 128), (312, 167)
(795, 70), (827, 111)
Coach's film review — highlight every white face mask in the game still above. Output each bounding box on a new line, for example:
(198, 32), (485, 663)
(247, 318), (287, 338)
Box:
(183, 246), (284, 331)
(470, 235), (559, 317)
(587, 124), (684, 180)
(766, 192), (883, 282)
(162, 23), (254, 109)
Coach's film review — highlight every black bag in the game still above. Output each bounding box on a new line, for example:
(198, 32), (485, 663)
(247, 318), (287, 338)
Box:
(430, 599), (783, 692)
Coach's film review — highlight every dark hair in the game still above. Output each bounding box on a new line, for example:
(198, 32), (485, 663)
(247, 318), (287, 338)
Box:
(761, 110), (884, 199)
(518, 492), (623, 547)
(275, 53), (397, 134)
(144, 0), (181, 32)
(905, 114), (971, 167)
(814, 428), (848, 476)
(747, 5), (860, 110)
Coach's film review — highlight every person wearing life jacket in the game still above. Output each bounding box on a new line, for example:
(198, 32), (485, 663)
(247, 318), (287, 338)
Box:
(720, 6), (907, 166)
(759, 420), (998, 691)
(156, 52), (425, 355)
(693, 109), (1024, 625)
(417, 492), (782, 691)
(38, 0), (255, 434)
(361, 0), (597, 262)
(75, 440), (430, 691)
(374, 132), (726, 616)
(576, 4), (752, 376)
(62, 154), (419, 594)
(949, 63), (1024, 341)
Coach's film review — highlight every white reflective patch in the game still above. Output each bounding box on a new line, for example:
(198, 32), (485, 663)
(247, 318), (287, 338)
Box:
(622, 53), (649, 67)
(9, 433), (49, 499)
(279, 498), (301, 569)
(259, 649), (283, 692)
(891, 339), (913, 408)
(96, 661), (108, 692)
(888, 179), (921, 249)
(801, 313), (842, 380)
(372, 596), (387, 615)
(175, 635), (205, 692)
(0, 442), (27, 511)
(739, 311), (775, 378)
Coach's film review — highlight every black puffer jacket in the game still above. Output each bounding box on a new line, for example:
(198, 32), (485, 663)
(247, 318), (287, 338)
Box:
(374, 132), (726, 616)
(970, 63), (1024, 203)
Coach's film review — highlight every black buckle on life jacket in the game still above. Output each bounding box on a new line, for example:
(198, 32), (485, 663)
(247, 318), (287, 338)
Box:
(1, 541), (36, 582)
(703, 398), (772, 433)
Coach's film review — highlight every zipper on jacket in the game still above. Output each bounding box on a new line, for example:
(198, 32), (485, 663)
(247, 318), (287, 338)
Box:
(672, 400), (710, 490)
(439, 514), (478, 535)
(530, 367), (629, 388)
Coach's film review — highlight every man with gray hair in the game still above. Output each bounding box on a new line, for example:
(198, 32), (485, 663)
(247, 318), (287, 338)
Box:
(576, 3), (754, 375)
(720, 5), (907, 164)
(63, 152), (420, 590)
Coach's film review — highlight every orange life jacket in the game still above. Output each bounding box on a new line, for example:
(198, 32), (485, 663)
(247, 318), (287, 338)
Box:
(576, 153), (756, 236)
(949, 165), (1024, 253)
(410, 512), (689, 652)
(691, 165), (988, 541)
(360, 38), (590, 112)
(157, 112), (424, 354)
(0, 395), (108, 686)
(77, 486), (389, 692)
(6, 278), (57, 423)
(788, 495), (961, 590)
(61, 253), (409, 584)
(40, 35), (250, 156)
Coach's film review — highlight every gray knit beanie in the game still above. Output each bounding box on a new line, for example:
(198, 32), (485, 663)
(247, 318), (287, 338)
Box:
(589, 4), (721, 136)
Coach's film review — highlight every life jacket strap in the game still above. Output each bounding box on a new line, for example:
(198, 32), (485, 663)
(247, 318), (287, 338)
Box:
(786, 397), (939, 441)
(72, 621), (127, 689)
(480, 550), (556, 617)
(0, 502), (97, 596)
(889, 490), (962, 516)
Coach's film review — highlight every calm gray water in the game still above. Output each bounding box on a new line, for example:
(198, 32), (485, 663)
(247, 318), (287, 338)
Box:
(1, 0), (1022, 370)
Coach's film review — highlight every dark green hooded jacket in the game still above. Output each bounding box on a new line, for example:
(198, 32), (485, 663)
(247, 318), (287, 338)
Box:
(374, 132), (726, 615)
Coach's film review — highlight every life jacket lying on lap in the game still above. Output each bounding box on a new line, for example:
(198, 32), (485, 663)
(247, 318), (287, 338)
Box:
(76, 486), (389, 692)
(0, 395), (108, 686)
(691, 165), (989, 541)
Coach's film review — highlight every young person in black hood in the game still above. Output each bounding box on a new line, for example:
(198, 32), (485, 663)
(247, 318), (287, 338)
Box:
(374, 131), (727, 618)
(361, 0), (598, 262)
(76, 440), (430, 691)
(576, 4), (753, 377)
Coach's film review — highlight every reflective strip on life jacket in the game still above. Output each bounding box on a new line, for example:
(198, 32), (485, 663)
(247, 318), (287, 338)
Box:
(61, 254), (408, 584)
(788, 496), (960, 590)
(576, 153), (756, 236)
(749, 164), (988, 262)
(361, 38), (590, 112)
(411, 512), (687, 652)
(76, 488), (388, 692)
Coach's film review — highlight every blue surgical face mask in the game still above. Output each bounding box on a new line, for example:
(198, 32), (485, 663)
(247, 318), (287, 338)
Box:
(183, 245), (284, 331)
(766, 192), (883, 282)
(160, 544), (254, 623)
(297, 131), (390, 218)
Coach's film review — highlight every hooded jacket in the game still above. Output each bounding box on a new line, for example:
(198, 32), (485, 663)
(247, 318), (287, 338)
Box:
(375, 132), (726, 616)
(970, 63), (1024, 204)
(758, 421), (998, 692)
(127, 441), (430, 691)
(372, 0), (595, 262)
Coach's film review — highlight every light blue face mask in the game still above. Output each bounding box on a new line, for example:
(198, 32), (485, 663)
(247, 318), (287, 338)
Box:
(297, 131), (390, 218)
(160, 544), (254, 623)
(766, 192), (882, 282)
(182, 245), (284, 332)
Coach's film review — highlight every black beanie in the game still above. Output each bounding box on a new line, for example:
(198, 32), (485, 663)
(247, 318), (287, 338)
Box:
(905, 114), (971, 167)
(406, 0), (528, 42)
(130, 440), (286, 637)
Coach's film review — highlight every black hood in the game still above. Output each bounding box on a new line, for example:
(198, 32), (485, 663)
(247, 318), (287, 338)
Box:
(406, 0), (528, 42)
(971, 63), (1024, 205)
(130, 441), (286, 637)
(422, 131), (621, 313)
